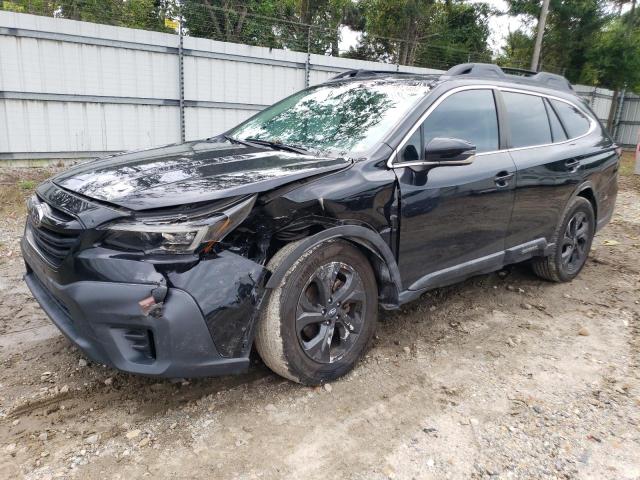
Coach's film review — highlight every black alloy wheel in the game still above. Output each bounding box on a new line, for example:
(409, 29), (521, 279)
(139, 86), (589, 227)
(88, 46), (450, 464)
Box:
(560, 211), (590, 275)
(532, 196), (595, 283)
(295, 262), (366, 364)
(255, 239), (378, 385)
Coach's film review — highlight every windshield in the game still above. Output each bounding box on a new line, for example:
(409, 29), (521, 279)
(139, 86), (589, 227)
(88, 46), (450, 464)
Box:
(229, 79), (432, 156)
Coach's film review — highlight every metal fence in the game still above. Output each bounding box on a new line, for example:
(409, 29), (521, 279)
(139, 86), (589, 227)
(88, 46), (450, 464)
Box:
(0, 10), (443, 161)
(574, 85), (639, 148)
(0, 9), (638, 162)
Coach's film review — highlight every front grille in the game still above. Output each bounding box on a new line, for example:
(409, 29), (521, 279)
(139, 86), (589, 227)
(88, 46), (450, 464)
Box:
(47, 204), (75, 223)
(30, 223), (79, 267)
(26, 195), (82, 268)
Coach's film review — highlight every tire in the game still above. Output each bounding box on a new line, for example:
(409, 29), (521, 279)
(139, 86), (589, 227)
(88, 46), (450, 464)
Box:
(254, 239), (378, 385)
(532, 196), (595, 282)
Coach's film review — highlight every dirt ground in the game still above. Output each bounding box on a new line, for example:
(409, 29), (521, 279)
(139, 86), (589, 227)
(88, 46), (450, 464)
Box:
(0, 155), (639, 480)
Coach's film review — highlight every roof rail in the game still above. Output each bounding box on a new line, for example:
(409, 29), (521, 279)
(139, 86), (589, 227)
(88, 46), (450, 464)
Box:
(330, 69), (413, 80)
(444, 63), (573, 92)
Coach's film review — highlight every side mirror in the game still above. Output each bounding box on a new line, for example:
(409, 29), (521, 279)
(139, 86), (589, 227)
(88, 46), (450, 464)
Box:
(424, 137), (476, 165)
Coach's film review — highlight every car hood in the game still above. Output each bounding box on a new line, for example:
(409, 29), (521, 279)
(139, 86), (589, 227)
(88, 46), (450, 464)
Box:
(52, 140), (351, 210)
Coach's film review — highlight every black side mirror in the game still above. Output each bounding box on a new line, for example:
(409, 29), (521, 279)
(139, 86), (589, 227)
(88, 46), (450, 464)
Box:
(424, 137), (476, 164)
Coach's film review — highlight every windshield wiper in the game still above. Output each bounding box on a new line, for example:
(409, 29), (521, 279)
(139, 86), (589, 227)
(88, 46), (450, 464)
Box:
(243, 138), (309, 155)
(222, 134), (257, 148)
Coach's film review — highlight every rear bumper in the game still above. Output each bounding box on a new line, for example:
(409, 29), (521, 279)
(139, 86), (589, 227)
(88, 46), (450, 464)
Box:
(22, 239), (254, 378)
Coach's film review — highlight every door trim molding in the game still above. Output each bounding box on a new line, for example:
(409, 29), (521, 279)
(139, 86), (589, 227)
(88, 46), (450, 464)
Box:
(398, 238), (548, 305)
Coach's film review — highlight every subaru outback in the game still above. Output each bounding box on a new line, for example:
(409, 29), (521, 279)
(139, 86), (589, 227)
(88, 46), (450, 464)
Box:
(22, 63), (620, 385)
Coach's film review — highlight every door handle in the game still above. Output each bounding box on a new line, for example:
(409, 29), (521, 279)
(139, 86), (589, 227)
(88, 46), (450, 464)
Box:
(565, 159), (580, 172)
(494, 171), (514, 188)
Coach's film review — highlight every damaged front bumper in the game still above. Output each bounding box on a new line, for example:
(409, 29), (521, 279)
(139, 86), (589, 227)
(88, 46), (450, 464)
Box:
(21, 235), (268, 378)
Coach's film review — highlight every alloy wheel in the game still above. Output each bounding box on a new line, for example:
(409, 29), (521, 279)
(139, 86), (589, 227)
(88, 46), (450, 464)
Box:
(560, 211), (590, 274)
(295, 261), (366, 364)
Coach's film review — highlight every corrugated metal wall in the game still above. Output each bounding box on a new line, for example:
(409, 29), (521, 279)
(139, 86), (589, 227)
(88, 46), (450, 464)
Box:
(574, 85), (640, 147)
(0, 12), (182, 159)
(617, 92), (640, 148)
(0, 11), (442, 161)
(1, 11), (637, 161)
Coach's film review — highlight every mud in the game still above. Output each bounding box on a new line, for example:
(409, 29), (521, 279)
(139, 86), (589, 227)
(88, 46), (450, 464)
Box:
(1, 164), (639, 479)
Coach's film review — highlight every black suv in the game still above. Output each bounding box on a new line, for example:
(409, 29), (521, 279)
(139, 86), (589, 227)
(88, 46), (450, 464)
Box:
(22, 63), (620, 385)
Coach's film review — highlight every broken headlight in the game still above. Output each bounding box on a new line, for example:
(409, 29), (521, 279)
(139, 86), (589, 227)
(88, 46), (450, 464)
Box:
(102, 195), (256, 254)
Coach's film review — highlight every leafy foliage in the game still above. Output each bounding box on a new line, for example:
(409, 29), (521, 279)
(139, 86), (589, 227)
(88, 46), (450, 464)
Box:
(343, 0), (492, 69)
(2, 0), (638, 90)
(1, 0), (177, 32)
(500, 0), (640, 90)
(581, 14), (640, 91)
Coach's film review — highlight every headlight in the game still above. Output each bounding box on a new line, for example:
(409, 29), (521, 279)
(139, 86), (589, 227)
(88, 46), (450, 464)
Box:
(102, 195), (256, 254)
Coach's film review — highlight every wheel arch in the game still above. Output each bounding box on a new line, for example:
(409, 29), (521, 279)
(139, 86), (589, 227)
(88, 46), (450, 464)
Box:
(265, 225), (402, 309)
(573, 182), (598, 223)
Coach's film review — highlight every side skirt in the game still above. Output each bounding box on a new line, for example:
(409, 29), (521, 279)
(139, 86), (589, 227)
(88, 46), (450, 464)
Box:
(397, 238), (548, 306)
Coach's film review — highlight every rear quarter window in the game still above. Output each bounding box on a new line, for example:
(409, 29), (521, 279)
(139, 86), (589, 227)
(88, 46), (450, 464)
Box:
(502, 92), (552, 148)
(550, 99), (592, 138)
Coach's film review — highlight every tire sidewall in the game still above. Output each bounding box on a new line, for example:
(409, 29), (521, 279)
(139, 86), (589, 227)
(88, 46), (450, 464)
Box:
(277, 240), (378, 384)
(554, 198), (595, 282)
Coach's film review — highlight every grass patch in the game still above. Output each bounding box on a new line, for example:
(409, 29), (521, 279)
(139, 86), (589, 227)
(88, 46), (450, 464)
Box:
(17, 179), (37, 190)
(619, 151), (636, 177)
(0, 168), (59, 216)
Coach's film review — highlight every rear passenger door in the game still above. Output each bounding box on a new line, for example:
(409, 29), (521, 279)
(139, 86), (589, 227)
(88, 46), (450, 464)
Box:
(501, 90), (589, 250)
(394, 88), (517, 291)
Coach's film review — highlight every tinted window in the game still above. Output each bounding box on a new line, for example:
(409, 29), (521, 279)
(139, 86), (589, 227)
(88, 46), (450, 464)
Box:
(544, 98), (567, 142)
(421, 89), (499, 153)
(550, 99), (591, 138)
(503, 92), (552, 148)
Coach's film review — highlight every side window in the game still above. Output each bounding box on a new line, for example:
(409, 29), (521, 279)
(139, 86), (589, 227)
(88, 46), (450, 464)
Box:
(502, 92), (552, 148)
(544, 98), (567, 142)
(401, 128), (422, 162)
(550, 99), (591, 138)
(421, 89), (499, 153)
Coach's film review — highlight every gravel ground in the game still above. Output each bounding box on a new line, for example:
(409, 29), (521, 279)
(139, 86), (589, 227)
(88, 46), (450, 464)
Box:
(0, 159), (639, 480)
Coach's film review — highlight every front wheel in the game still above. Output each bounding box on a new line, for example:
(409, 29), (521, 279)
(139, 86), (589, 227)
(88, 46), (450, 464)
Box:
(254, 240), (378, 385)
(532, 196), (595, 282)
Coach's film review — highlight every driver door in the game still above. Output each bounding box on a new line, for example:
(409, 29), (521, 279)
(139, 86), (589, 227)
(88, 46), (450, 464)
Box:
(393, 88), (517, 291)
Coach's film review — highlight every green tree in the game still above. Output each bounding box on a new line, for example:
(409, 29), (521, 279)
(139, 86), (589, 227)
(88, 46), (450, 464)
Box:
(503, 0), (609, 78)
(344, 0), (491, 69)
(414, 1), (492, 69)
(495, 30), (534, 70)
(582, 16), (640, 91)
(181, 0), (351, 54)
(181, 1), (295, 48)
(582, 11), (640, 127)
(1, 0), (176, 32)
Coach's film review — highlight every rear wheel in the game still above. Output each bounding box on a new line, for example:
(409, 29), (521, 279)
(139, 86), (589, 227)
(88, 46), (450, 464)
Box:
(532, 197), (595, 282)
(255, 239), (378, 385)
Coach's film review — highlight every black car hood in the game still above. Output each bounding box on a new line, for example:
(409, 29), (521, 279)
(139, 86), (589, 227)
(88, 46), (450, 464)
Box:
(52, 140), (350, 210)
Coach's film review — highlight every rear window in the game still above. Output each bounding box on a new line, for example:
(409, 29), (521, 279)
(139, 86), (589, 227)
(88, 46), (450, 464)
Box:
(502, 92), (552, 148)
(550, 99), (591, 138)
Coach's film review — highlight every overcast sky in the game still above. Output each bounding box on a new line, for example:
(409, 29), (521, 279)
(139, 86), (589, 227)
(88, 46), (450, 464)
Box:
(474, 0), (530, 51)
